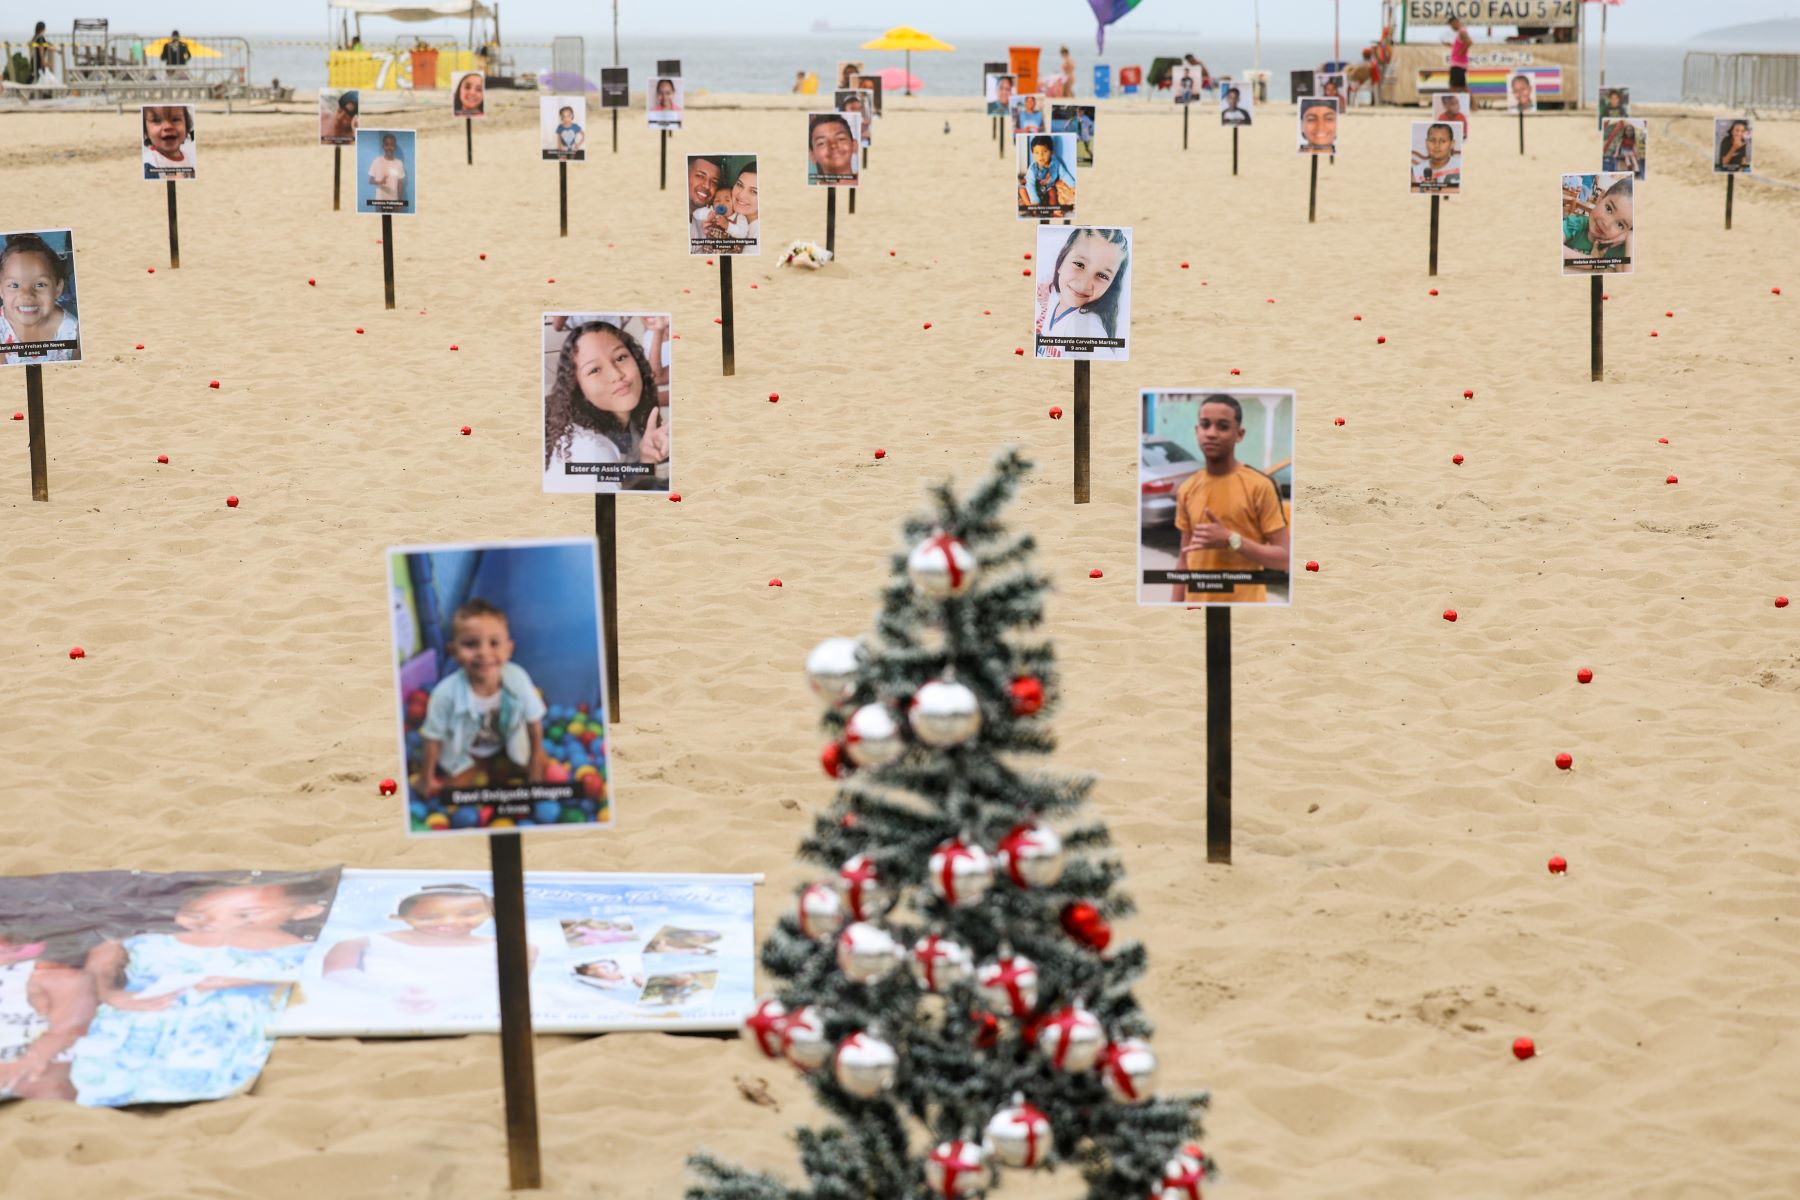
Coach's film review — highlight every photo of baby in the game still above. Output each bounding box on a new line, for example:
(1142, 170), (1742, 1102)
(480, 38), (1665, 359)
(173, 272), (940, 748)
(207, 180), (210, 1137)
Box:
(141, 104), (196, 180)
(1410, 120), (1462, 194)
(319, 89), (359, 145)
(541, 95), (586, 162)
(320, 883), (532, 1021)
(1562, 172), (1635, 275)
(388, 537), (611, 833)
(571, 957), (645, 995)
(1032, 224), (1132, 361)
(642, 927), (723, 956)
(541, 312), (672, 492)
(687, 154), (759, 256)
(1016, 133), (1077, 221)
(560, 917), (637, 947)
(1, 229), (81, 366)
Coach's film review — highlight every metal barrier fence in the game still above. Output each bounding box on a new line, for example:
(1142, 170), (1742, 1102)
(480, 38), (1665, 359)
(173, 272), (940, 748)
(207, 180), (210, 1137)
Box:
(1682, 51), (1800, 111)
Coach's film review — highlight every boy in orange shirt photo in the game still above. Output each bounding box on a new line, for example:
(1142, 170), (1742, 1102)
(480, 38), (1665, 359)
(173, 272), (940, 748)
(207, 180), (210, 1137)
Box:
(1166, 393), (1291, 604)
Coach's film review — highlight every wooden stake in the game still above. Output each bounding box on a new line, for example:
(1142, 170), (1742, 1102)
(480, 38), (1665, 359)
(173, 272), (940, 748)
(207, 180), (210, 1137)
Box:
(165, 181), (181, 269)
(1232, 125), (1239, 175)
(1518, 110), (1525, 156)
(25, 365), (47, 502)
(1072, 361), (1090, 505)
(1725, 173), (1734, 231)
(1183, 102), (1190, 150)
(1429, 194), (1440, 277)
(333, 145), (342, 211)
(488, 832), (542, 1190)
(719, 255), (735, 376)
(559, 161), (568, 237)
(1205, 607), (1232, 864)
(825, 188), (837, 256)
(848, 186), (855, 215)
(1308, 155), (1318, 224)
(659, 129), (668, 190)
(1590, 274), (1604, 382)
(466, 117), (473, 165)
(611, 108), (618, 153)
(594, 494), (620, 720)
(382, 214), (395, 310)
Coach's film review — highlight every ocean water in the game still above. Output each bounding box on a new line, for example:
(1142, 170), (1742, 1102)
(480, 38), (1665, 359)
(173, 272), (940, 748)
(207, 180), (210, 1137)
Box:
(246, 31), (1692, 103)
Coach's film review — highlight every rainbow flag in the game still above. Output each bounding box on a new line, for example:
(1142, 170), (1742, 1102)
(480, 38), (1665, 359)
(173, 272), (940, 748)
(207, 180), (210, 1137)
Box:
(1419, 65), (1563, 98)
(1089, 0), (1146, 52)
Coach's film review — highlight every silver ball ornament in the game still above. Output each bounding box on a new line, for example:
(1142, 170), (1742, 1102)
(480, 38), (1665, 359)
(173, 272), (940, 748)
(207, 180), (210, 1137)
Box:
(925, 1139), (988, 1198)
(909, 932), (974, 992)
(997, 821), (1066, 889)
(983, 1095), (1053, 1169)
(1096, 1037), (1158, 1103)
(780, 1005), (830, 1071)
(927, 836), (995, 908)
(796, 882), (845, 940)
(1035, 1001), (1105, 1072)
(909, 679), (982, 748)
(805, 637), (864, 705)
(974, 951), (1039, 1017)
(836, 921), (905, 984)
(843, 703), (904, 767)
(832, 1029), (898, 1098)
(906, 533), (978, 599)
(835, 852), (894, 921)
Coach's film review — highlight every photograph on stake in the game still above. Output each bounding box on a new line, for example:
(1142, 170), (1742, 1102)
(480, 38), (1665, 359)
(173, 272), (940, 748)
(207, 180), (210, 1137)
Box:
(1598, 86), (1630, 121)
(648, 76), (683, 128)
(319, 89), (358, 145)
(853, 73), (883, 117)
(1016, 133), (1077, 220)
(1602, 118), (1647, 180)
(1314, 72), (1347, 105)
(985, 72), (1016, 116)
(1, 229), (82, 365)
(1431, 92), (1471, 141)
(1010, 93), (1045, 134)
(1173, 65), (1202, 103)
(600, 67), (630, 108)
(387, 537), (612, 834)
(356, 129), (415, 215)
(541, 312), (672, 492)
(1031, 225), (1131, 360)
(542, 95), (587, 161)
(1562, 172), (1634, 274)
(1138, 389), (1295, 607)
(807, 112), (861, 185)
(452, 71), (485, 118)
(1507, 71), (1538, 113)
(1219, 82), (1253, 125)
(687, 155), (759, 255)
(834, 89), (874, 147)
(1051, 103), (1095, 165)
(1410, 120), (1462, 193)
(1714, 118), (1752, 172)
(141, 105), (196, 180)
(1298, 97), (1339, 154)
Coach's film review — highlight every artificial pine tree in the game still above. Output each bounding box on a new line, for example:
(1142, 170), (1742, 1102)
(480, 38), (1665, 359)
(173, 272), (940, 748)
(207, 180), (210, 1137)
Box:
(688, 449), (1215, 1200)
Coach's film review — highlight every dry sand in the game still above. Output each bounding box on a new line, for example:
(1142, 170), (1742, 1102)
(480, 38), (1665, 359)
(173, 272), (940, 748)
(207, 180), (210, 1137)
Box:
(2, 89), (1798, 1199)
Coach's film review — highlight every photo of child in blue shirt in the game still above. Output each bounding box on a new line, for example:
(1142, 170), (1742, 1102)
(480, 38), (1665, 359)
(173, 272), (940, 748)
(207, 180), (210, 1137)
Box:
(418, 598), (550, 797)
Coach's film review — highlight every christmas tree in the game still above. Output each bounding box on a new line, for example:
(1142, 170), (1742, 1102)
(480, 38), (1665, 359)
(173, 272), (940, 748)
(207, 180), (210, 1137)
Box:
(687, 449), (1215, 1200)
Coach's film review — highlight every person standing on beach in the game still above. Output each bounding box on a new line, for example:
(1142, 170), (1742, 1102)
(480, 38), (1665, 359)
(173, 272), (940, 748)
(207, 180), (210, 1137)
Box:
(1059, 45), (1076, 97)
(367, 133), (407, 206)
(1446, 17), (1471, 92)
(1172, 395), (1290, 604)
(159, 29), (190, 77)
(29, 22), (54, 79)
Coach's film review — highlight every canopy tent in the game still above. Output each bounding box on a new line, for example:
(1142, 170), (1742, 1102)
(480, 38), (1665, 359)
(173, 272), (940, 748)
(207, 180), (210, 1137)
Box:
(328, 1), (493, 17)
(860, 25), (956, 96)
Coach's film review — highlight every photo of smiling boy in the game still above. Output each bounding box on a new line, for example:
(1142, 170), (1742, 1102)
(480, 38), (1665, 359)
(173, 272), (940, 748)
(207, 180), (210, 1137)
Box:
(1410, 121), (1461, 194)
(0, 230), (81, 366)
(1032, 225), (1131, 361)
(807, 112), (860, 186)
(1050, 103), (1095, 165)
(986, 73), (1016, 117)
(1562, 172), (1634, 275)
(320, 90), (359, 145)
(141, 105), (196, 180)
(1298, 97), (1338, 154)
(1016, 134), (1076, 220)
(1507, 72), (1537, 114)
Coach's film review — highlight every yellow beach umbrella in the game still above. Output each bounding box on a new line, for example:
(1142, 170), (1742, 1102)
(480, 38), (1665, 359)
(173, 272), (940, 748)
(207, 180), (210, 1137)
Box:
(146, 37), (225, 59)
(860, 25), (956, 96)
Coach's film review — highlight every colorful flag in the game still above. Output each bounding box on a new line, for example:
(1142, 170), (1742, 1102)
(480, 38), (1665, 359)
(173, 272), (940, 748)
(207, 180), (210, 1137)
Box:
(1089, 0), (1147, 52)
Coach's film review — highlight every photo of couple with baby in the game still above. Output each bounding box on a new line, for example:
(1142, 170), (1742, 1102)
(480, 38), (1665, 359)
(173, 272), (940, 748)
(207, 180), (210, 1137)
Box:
(0, 868), (339, 1106)
(685, 154), (759, 256)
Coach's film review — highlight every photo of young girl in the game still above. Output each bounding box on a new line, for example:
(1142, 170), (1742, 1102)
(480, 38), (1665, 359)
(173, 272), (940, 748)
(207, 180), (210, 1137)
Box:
(1032, 225), (1132, 361)
(571, 958), (645, 995)
(542, 95), (586, 161)
(688, 155), (760, 256)
(1562, 172), (1634, 275)
(1, 230), (81, 366)
(452, 70), (485, 118)
(1602, 118), (1647, 181)
(1016, 133), (1077, 220)
(388, 538), (611, 832)
(320, 884), (535, 1021)
(0, 928), (95, 1101)
(648, 76), (683, 129)
(542, 312), (672, 493)
(140, 104), (196, 180)
(320, 89), (359, 145)
(68, 874), (336, 1106)
(1410, 121), (1462, 194)
(1714, 118), (1752, 173)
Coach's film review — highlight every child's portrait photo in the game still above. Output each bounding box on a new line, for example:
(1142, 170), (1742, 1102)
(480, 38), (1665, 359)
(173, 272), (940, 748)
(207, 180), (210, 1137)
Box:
(1714, 117), (1752, 173)
(1, 229), (81, 367)
(319, 89), (359, 145)
(1032, 224), (1132, 361)
(1314, 71), (1347, 105)
(1507, 72), (1538, 114)
(1138, 389), (1295, 607)
(1602, 118), (1648, 181)
(687, 154), (760, 257)
(985, 72), (1016, 117)
(637, 970), (718, 1010)
(1409, 120), (1462, 194)
(600, 66), (630, 108)
(541, 312), (672, 493)
(355, 128), (415, 215)
(571, 956), (645, 998)
(1172, 65), (1202, 104)
(1016, 133), (1077, 221)
(1219, 82), (1253, 126)
(1431, 91), (1471, 142)
(854, 73), (884, 117)
(834, 88), (875, 148)
(1562, 172), (1635, 275)
(387, 538), (612, 834)
(642, 927), (723, 957)
(560, 917), (638, 947)
(1298, 97), (1339, 154)
(647, 76), (683, 129)
(140, 104), (196, 180)
(1597, 86), (1630, 122)
(1010, 92), (1046, 134)
(452, 70), (485, 118)
(1051, 103), (1095, 166)
(807, 112), (860, 186)
(541, 95), (586, 161)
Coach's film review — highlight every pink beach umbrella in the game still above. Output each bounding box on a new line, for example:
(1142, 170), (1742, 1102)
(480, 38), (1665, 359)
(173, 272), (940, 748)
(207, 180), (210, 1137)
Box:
(877, 66), (925, 93)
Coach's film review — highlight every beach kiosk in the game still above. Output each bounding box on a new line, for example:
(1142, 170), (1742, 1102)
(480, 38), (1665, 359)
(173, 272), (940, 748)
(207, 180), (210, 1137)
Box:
(1381, 0), (1583, 107)
(327, 0), (511, 91)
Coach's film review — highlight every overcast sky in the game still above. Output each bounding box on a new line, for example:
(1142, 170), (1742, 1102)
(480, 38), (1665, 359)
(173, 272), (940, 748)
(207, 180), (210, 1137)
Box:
(24, 0), (1785, 44)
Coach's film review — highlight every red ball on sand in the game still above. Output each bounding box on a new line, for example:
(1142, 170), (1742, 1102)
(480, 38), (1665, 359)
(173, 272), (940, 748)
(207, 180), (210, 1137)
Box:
(750, 284), (758, 289)
(1548, 855), (1568, 875)
(1603, 293), (1609, 301)
(1023, 253), (1032, 260)
(874, 448), (886, 459)
(1353, 314), (1362, 320)
(1305, 560), (1319, 572)
(1376, 335), (1387, 344)
(1555, 752), (1573, 770)
(1022, 269), (1031, 276)
(1774, 287), (1782, 296)
(1665, 311), (1673, 317)
(669, 493), (681, 502)
(1429, 288), (1438, 296)
(1015, 347), (1025, 356)
(355, 327), (364, 334)
(135, 344), (145, 350)
(449, 344), (459, 351)
(156, 455), (168, 464)
(1442, 608), (1458, 622)
(1658, 437), (1669, 444)
(1266, 298), (1275, 304)
(460, 426), (472, 436)
(768, 393), (779, 403)
(1650, 331), (1659, 338)
(1666, 475), (1679, 485)
(378, 779), (398, 796)
(10, 412), (21, 421)
(68, 647), (85, 660)
(479, 253), (486, 260)
(1333, 417), (1345, 426)
(1577, 668), (1593, 684)
(889, 250), (896, 256)
(208, 380), (220, 389)
(1775, 596), (1789, 608)
(1180, 261), (1190, 269)
(1048, 406), (1063, 419)
(307, 278), (316, 286)
(1089, 568), (1104, 579)
(922, 322), (932, 330)
(1452, 454), (1464, 465)
(147, 267), (155, 274)
(1463, 389), (1474, 399)
(982, 309), (990, 315)
(1512, 1037), (1536, 1061)
(1230, 368), (1240, 376)
(705, 259), (713, 266)
(768, 578), (783, 587)
(225, 495), (239, 508)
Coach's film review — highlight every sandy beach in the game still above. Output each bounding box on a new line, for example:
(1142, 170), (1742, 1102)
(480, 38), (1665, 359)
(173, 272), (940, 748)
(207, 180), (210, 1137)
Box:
(2, 88), (1798, 1198)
